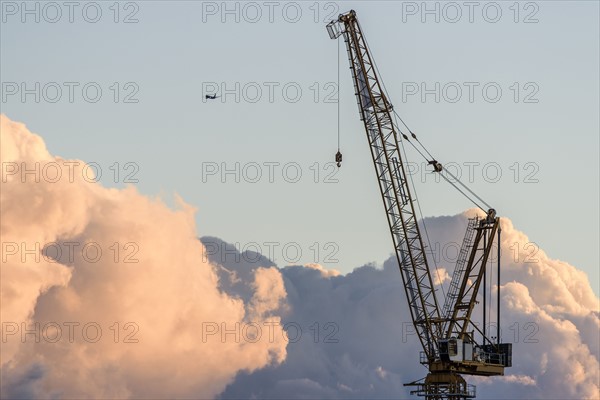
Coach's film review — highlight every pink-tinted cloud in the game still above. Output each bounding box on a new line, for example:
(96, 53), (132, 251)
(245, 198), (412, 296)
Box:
(0, 115), (288, 399)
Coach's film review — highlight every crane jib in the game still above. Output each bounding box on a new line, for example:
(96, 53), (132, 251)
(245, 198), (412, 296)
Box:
(332, 10), (443, 358)
(327, 9), (512, 400)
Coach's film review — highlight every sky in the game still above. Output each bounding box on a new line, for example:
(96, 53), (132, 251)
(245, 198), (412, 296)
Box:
(1, 0), (598, 296)
(1, 1), (599, 399)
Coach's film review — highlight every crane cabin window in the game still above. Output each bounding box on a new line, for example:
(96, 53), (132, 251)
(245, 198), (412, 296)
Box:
(448, 339), (458, 356)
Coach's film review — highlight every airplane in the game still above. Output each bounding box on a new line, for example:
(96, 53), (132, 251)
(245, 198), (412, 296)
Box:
(205, 94), (219, 100)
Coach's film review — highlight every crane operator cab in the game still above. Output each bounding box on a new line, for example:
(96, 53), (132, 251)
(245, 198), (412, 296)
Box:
(438, 338), (512, 368)
(438, 338), (470, 362)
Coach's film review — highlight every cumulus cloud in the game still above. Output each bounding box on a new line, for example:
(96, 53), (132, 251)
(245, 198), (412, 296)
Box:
(304, 263), (341, 278)
(432, 267), (450, 286)
(2, 115), (598, 400)
(0, 115), (288, 399)
(213, 213), (599, 400)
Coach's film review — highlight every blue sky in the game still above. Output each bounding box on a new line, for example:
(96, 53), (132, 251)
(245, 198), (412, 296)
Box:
(2, 0), (598, 294)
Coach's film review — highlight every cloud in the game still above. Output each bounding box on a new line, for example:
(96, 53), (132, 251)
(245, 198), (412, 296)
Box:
(497, 282), (599, 399)
(304, 263), (341, 278)
(2, 114), (598, 399)
(213, 213), (599, 400)
(0, 115), (288, 399)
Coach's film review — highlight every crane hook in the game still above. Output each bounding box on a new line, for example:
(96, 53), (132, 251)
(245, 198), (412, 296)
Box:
(335, 150), (343, 167)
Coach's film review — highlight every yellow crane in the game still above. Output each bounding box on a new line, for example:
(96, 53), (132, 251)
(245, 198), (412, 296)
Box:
(326, 10), (512, 399)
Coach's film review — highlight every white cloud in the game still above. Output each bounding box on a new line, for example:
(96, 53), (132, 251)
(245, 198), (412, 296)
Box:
(304, 263), (341, 278)
(0, 115), (288, 399)
(2, 115), (598, 399)
(432, 267), (450, 286)
(217, 211), (599, 400)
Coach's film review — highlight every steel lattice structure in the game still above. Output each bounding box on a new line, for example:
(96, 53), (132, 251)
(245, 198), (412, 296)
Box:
(333, 10), (443, 360)
(327, 10), (512, 400)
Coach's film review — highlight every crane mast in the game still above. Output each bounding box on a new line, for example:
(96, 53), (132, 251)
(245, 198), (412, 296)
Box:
(327, 10), (512, 400)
